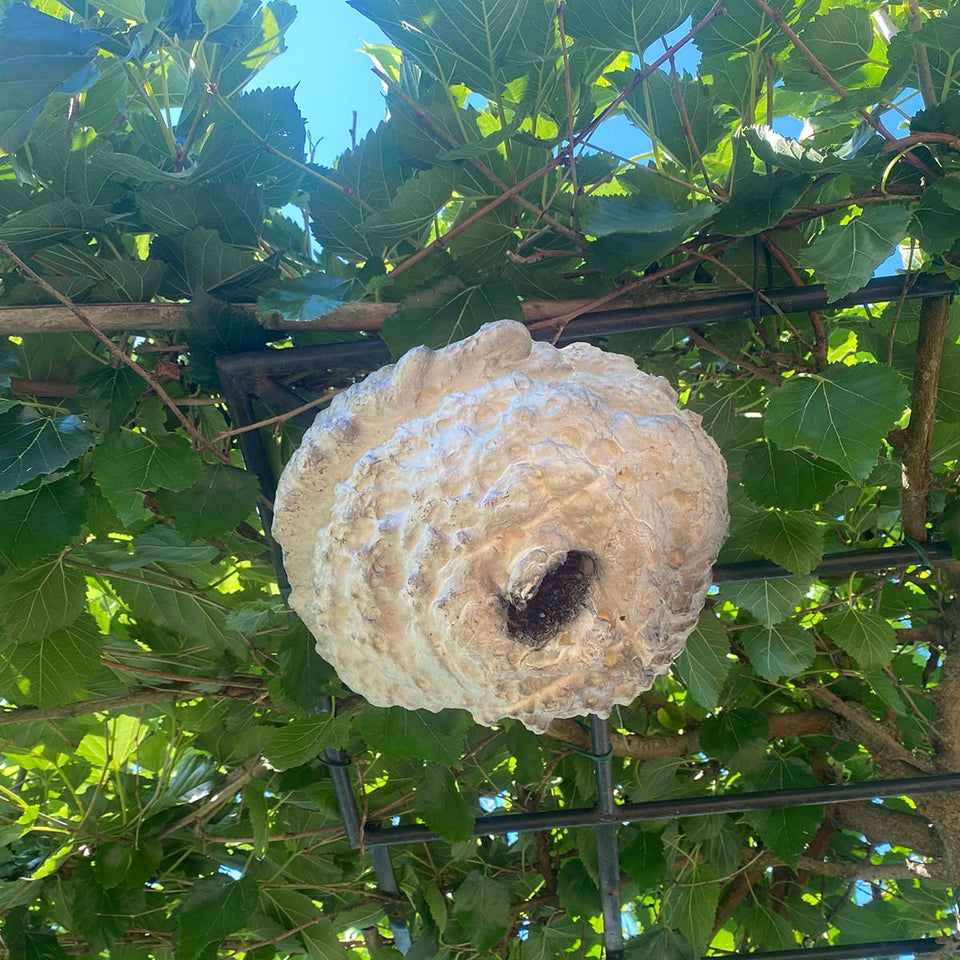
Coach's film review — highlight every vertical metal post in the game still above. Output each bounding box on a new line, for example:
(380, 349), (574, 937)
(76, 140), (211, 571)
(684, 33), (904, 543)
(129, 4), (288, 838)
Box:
(590, 716), (624, 960)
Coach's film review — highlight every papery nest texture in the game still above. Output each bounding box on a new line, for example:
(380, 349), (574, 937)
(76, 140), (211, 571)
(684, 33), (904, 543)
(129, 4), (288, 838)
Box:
(273, 320), (728, 732)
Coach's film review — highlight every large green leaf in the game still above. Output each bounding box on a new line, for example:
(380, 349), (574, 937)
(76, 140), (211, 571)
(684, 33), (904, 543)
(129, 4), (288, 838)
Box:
(699, 708), (769, 763)
(415, 764), (475, 843)
(740, 509), (823, 576)
(586, 195), (717, 274)
(625, 927), (696, 960)
(0, 557), (86, 644)
(7, 613), (103, 709)
(382, 275), (523, 357)
(660, 863), (719, 949)
(116, 579), (245, 656)
(277, 622), (339, 710)
(822, 607), (896, 670)
(673, 611), (732, 711)
(783, 7), (884, 90)
(741, 620), (816, 681)
(746, 756), (822, 867)
(90, 430), (203, 498)
(452, 871), (510, 952)
(764, 363), (909, 480)
(173, 874), (258, 960)
(263, 715), (351, 771)
(723, 576), (811, 626)
(562, 0), (690, 52)
(353, 705), (473, 765)
(154, 463), (260, 540)
(76, 365), (143, 433)
(258, 272), (364, 323)
(711, 172), (810, 237)
(798, 204), (912, 302)
(0, 408), (95, 492)
(0, 477), (87, 569)
(742, 441), (847, 510)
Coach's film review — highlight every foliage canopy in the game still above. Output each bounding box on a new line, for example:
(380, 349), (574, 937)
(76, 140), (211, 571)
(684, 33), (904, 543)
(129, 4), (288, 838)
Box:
(1, 0), (960, 957)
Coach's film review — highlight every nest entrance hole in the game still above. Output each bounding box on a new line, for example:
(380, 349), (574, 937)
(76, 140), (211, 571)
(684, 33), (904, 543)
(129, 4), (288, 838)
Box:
(504, 551), (597, 649)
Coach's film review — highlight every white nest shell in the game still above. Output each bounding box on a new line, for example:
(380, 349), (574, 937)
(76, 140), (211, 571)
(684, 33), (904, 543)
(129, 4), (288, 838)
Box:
(273, 320), (728, 732)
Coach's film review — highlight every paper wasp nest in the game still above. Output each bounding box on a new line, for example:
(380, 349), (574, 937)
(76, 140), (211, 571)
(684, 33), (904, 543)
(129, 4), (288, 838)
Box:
(273, 321), (727, 732)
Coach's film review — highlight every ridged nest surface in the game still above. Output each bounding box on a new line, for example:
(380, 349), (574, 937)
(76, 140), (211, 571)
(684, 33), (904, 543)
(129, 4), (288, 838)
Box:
(273, 321), (728, 731)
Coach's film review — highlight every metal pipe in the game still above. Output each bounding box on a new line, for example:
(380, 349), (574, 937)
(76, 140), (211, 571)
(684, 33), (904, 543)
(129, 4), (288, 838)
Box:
(212, 273), (957, 379)
(369, 845), (412, 955)
(590, 717), (624, 960)
(363, 771), (960, 848)
(717, 937), (956, 960)
(712, 541), (954, 584)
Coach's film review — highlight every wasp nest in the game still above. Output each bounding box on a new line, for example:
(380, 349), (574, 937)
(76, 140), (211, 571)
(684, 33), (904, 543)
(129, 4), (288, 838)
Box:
(273, 321), (727, 732)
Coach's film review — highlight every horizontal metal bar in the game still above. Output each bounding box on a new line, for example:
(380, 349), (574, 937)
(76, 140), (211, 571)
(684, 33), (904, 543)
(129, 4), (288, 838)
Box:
(212, 273), (957, 380)
(363, 772), (960, 848)
(725, 937), (957, 960)
(713, 542), (955, 583)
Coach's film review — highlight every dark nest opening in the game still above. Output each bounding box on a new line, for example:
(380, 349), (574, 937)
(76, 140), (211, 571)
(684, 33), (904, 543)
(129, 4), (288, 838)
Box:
(504, 551), (597, 649)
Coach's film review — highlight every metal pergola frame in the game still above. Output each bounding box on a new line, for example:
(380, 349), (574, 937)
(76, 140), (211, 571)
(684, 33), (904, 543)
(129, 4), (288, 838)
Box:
(215, 273), (960, 960)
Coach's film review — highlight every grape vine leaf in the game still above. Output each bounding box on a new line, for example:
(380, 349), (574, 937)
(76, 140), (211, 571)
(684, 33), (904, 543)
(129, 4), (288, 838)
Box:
(416, 764), (475, 843)
(764, 363), (909, 480)
(354, 705), (473, 766)
(173, 874), (258, 960)
(154, 462), (260, 540)
(263, 715), (351, 771)
(452, 871), (510, 952)
(741, 509), (823, 576)
(746, 756), (822, 867)
(673, 611), (732, 710)
(0, 557), (87, 644)
(0, 477), (87, 569)
(91, 430), (203, 497)
(742, 441), (847, 510)
(0, 409), (95, 492)
(798, 204), (912, 302)
(723, 576), (812, 626)
(741, 620), (817, 681)
(822, 607), (896, 670)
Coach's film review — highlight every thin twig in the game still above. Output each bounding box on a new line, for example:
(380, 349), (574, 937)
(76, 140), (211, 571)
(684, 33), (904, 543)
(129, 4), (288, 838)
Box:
(213, 387), (347, 442)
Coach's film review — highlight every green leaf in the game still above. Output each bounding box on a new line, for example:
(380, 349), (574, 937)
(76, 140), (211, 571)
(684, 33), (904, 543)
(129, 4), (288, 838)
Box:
(382, 275), (522, 358)
(359, 165), (461, 247)
(197, 0), (243, 32)
(673, 611), (732, 711)
(93, 841), (132, 890)
(0, 200), (105, 246)
(135, 182), (265, 246)
(660, 862), (719, 949)
(0, 477), (87, 569)
(91, 430), (202, 497)
(798, 205), (912, 302)
(822, 607), (896, 670)
(699, 707), (769, 762)
(618, 69), (733, 173)
(452, 871), (510, 952)
(741, 621), (816, 682)
(723, 576), (811, 626)
(76, 365), (143, 433)
(9, 613), (103, 708)
(742, 441), (848, 510)
(562, 0), (690, 52)
(3, 906), (68, 960)
(263, 715), (350, 771)
(258, 273), (363, 323)
(586, 195), (717, 274)
(243, 781), (270, 859)
(556, 858), (600, 919)
(0, 557), (86, 644)
(746, 756), (822, 867)
(936, 341), (960, 423)
(416, 764), (475, 843)
(264, 889), (345, 960)
(173, 874), (258, 960)
(619, 828), (666, 891)
(743, 125), (866, 174)
(277, 622), (338, 709)
(783, 7), (882, 90)
(354, 705), (473, 766)
(154, 463), (260, 540)
(741, 509), (823, 576)
(712, 172), (810, 236)
(624, 927), (696, 960)
(764, 363), (909, 480)
(0, 408), (95, 492)
(116, 579), (244, 656)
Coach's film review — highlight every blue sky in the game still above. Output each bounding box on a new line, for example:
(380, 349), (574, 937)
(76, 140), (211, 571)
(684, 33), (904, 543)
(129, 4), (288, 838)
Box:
(254, 2), (390, 167)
